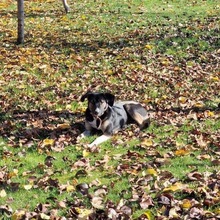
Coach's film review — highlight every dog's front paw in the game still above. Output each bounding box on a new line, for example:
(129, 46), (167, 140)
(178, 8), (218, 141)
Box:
(88, 142), (96, 148)
(77, 134), (84, 141)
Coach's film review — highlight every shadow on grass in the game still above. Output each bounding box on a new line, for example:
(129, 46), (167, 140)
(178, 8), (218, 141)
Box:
(0, 109), (85, 146)
(0, 103), (219, 147)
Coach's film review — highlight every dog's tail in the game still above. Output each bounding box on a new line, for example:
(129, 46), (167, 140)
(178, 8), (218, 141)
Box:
(123, 103), (150, 130)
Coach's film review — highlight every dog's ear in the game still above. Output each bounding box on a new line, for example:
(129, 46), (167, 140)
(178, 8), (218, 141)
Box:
(104, 93), (115, 106)
(80, 92), (92, 102)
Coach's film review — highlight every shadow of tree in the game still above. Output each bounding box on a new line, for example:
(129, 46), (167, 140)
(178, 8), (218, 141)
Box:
(1, 103), (219, 149)
(0, 109), (85, 147)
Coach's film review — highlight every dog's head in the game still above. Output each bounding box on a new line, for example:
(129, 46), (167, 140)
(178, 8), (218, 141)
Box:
(81, 92), (115, 117)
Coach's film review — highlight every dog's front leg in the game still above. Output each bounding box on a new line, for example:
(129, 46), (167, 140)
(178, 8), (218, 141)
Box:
(77, 121), (92, 141)
(77, 130), (91, 141)
(88, 135), (111, 148)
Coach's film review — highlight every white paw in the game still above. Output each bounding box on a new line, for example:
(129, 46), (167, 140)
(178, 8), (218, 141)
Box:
(77, 131), (91, 142)
(88, 143), (96, 148)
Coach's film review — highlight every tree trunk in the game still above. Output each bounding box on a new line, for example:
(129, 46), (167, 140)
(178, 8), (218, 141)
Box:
(62, 0), (70, 13)
(17, 0), (24, 44)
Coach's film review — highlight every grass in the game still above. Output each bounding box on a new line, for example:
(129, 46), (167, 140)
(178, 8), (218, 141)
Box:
(0, 0), (220, 218)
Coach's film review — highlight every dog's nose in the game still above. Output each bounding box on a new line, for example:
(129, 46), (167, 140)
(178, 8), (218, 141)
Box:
(94, 109), (100, 115)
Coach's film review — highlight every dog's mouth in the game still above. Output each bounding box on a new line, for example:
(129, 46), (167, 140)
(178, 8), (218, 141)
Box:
(92, 113), (99, 118)
(92, 111), (103, 118)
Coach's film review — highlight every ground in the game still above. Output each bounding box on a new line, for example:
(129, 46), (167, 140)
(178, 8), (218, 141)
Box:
(0, 0), (219, 219)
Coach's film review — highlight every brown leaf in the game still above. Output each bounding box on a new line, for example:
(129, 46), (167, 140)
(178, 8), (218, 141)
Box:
(91, 196), (104, 209)
(120, 205), (132, 216)
(76, 183), (89, 195)
(187, 171), (203, 181)
(140, 195), (154, 209)
(189, 207), (204, 219)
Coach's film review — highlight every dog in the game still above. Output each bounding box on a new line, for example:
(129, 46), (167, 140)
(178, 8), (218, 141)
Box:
(77, 92), (150, 148)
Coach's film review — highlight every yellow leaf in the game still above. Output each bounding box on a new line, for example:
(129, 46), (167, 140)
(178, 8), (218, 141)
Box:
(141, 139), (153, 147)
(42, 139), (55, 147)
(40, 213), (50, 220)
(169, 207), (179, 218)
(214, 207), (220, 215)
(193, 102), (204, 108)
(23, 184), (32, 190)
(77, 103), (87, 112)
(106, 69), (114, 75)
(66, 104), (72, 110)
(210, 76), (219, 82)
(83, 149), (90, 157)
(162, 95), (168, 99)
(181, 199), (192, 209)
(0, 189), (7, 198)
(75, 208), (93, 218)
(61, 16), (68, 22)
(12, 210), (26, 220)
(163, 182), (184, 192)
(145, 44), (153, 50)
(72, 178), (78, 186)
(178, 96), (187, 104)
(205, 110), (215, 117)
(8, 169), (18, 178)
(143, 210), (154, 220)
(146, 168), (158, 176)
(161, 60), (169, 66)
(175, 148), (190, 156)
(57, 123), (70, 130)
(143, 98), (153, 104)
(175, 141), (183, 147)
(81, 15), (87, 20)
(66, 185), (75, 192)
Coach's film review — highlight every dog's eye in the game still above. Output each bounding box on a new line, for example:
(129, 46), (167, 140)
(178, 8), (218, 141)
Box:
(90, 100), (95, 104)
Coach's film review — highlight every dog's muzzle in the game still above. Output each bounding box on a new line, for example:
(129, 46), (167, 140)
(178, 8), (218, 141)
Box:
(93, 103), (109, 118)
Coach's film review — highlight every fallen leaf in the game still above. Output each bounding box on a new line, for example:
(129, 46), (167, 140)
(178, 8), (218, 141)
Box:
(181, 199), (192, 209)
(175, 147), (190, 156)
(141, 139), (153, 147)
(57, 201), (66, 209)
(0, 189), (7, 198)
(11, 210), (26, 220)
(142, 210), (154, 220)
(179, 96), (187, 104)
(76, 208), (93, 219)
(146, 168), (158, 176)
(187, 171), (203, 181)
(66, 185), (75, 192)
(91, 196), (104, 209)
(8, 169), (18, 179)
(42, 139), (55, 147)
(57, 123), (71, 130)
(163, 182), (185, 192)
(189, 207), (203, 219)
(145, 44), (153, 50)
(40, 213), (50, 220)
(169, 207), (180, 218)
(83, 149), (90, 157)
(23, 184), (33, 190)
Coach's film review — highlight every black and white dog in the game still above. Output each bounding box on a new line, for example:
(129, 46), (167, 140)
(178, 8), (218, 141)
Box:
(77, 92), (150, 148)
